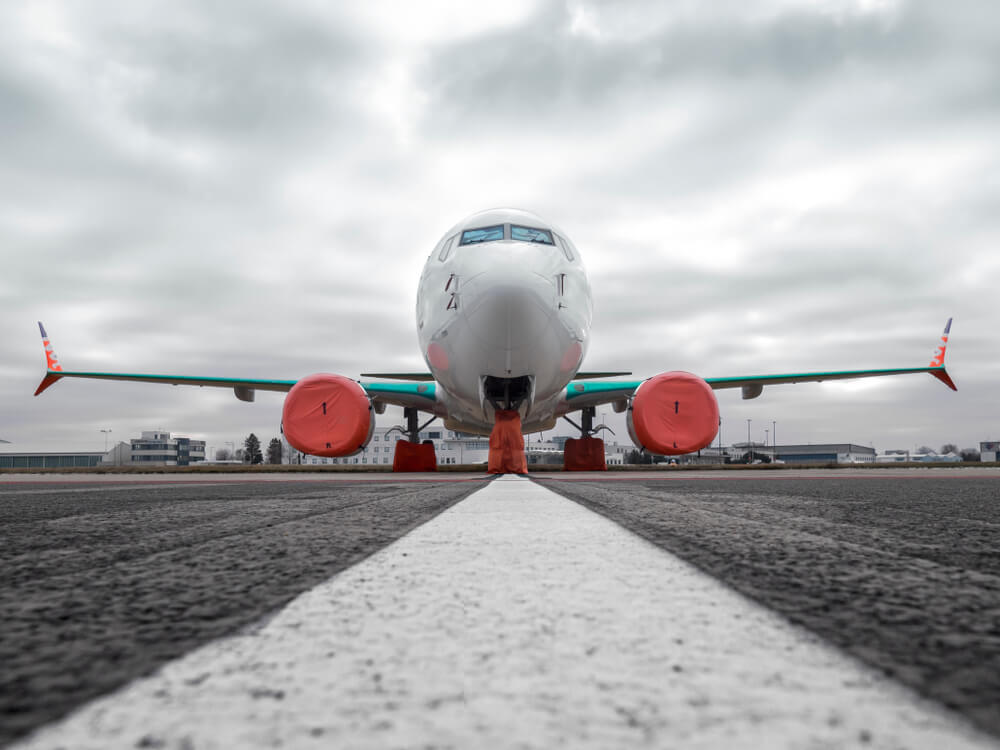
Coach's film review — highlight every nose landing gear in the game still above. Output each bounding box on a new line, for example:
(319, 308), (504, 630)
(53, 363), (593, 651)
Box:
(487, 409), (527, 474)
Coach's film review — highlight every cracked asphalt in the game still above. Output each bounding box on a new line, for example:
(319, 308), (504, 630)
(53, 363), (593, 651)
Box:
(537, 475), (1000, 738)
(0, 478), (487, 746)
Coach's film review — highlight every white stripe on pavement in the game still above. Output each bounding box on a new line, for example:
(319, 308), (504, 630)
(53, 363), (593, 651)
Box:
(15, 475), (999, 749)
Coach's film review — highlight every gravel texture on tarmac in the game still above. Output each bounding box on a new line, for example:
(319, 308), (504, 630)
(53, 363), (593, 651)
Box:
(538, 476), (1000, 738)
(0, 478), (487, 746)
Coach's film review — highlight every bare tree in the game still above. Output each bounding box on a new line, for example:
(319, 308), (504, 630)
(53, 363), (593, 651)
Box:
(215, 447), (232, 461)
(941, 443), (958, 455)
(960, 448), (981, 462)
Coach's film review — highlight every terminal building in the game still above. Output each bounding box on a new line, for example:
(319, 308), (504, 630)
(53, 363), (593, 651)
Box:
(284, 427), (630, 467)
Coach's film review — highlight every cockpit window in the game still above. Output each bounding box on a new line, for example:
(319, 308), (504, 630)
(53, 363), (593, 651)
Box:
(460, 225), (504, 245)
(511, 225), (554, 245)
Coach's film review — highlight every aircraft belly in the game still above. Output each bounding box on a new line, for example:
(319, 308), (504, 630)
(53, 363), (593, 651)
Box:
(427, 313), (575, 434)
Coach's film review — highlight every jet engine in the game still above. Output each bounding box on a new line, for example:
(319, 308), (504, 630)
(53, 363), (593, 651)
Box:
(282, 374), (375, 457)
(627, 371), (719, 456)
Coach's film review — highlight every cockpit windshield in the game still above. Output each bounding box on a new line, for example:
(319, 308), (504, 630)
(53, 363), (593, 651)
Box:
(456, 223), (556, 247)
(511, 225), (554, 245)
(460, 225), (504, 245)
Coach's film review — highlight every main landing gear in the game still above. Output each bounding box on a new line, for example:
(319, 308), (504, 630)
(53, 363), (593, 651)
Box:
(561, 406), (613, 471)
(388, 407), (437, 472)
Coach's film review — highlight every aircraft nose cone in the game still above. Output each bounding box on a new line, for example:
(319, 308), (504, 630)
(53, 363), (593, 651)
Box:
(463, 269), (556, 372)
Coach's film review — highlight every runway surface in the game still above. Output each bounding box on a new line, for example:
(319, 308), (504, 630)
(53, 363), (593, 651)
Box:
(539, 473), (1000, 737)
(0, 475), (487, 746)
(2, 470), (998, 747)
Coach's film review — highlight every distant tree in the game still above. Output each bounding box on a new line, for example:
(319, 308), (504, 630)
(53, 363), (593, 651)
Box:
(916, 445), (934, 455)
(960, 448), (981, 462)
(234, 448), (246, 462)
(736, 451), (771, 464)
(267, 438), (283, 465)
(244, 433), (263, 465)
(624, 449), (653, 465)
(941, 443), (958, 455)
(215, 448), (232, 461)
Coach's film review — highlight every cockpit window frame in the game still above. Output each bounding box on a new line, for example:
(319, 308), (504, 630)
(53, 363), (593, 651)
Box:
(438, 234), (456, 261)
(459, 225), (505, 246)
(510, 225), (555, 245)
(554, 233), (575, 261)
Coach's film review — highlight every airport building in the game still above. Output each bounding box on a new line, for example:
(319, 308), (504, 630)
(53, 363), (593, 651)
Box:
(980, 442), (999, 462)
(284, 427), (630, 467)
(0, 451), (107, 469)
(729, 443), (876, 464)
(130, 431), (206, 466)
(776, 444), (876, 464)
(876, 449), (961, 463)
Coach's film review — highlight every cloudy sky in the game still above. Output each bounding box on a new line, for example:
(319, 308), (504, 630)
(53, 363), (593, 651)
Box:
(2, 0), (998, 456)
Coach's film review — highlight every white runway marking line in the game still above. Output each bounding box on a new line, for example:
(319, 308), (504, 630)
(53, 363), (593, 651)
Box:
(15, 475), (998, 750)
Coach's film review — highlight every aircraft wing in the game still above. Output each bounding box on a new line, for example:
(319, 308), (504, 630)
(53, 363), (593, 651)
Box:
(33, 323), (439, 412)
(561, 319), (956, 412)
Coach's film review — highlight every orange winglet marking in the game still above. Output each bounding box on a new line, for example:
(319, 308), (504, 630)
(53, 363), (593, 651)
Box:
(43, 339), (63, 372)
(928, 334), (949, 367)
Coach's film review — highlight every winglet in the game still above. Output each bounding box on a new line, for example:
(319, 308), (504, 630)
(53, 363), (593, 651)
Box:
(34, 322), (65, 396)
(928, 318), (957, 391)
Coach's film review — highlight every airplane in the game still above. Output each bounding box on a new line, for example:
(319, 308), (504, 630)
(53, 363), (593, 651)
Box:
(35, 208), (956, 473)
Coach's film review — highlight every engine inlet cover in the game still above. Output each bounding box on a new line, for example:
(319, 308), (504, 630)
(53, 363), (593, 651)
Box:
(282, 374), (373, 457)
(627, 371), (719, 456)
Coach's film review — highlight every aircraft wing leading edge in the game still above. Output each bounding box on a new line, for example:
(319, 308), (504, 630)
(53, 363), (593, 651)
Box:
(562, 319), (956, 412)
(33, 323), (438, 412)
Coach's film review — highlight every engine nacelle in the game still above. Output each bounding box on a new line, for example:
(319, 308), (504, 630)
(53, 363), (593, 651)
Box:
(282, 374), (374, 457)
(627, 371), (719, 456)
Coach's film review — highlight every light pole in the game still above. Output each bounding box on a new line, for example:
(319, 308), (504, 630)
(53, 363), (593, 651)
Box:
(746, 418), (751, 462)
(100, 428), (112, 452)
(772, 420), (777, 460)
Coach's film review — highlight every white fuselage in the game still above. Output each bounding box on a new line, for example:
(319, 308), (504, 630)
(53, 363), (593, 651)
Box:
(416, 209), (593, 435)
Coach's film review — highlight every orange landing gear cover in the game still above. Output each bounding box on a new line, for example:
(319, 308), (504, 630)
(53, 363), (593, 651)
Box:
(563, 436), (607, 471)
(488, 410), (527, 474)
(392, 440), (437, 472)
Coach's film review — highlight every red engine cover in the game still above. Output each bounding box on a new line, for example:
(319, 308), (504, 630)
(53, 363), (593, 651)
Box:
(282, 374), (373, 457)
(627, 371), (719, 456)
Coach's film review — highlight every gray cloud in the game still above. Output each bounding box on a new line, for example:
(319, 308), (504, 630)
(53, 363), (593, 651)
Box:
(2, 0), (997, 454)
